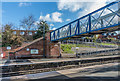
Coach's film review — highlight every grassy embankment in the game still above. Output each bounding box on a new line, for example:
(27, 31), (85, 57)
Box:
(61, 44), (96, 54)
(61, 43), (118, 53)
(97, 43), (116, 46)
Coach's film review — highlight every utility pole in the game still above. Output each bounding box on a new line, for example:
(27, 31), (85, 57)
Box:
(41, 21), (46, 58)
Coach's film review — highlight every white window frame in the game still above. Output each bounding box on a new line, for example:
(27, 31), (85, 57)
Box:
(29, 32), (32, 35)
(20, 32), (25, 35)
(7, 46), (11, 50)
(26, 48), (29, 51)
(13, 31), (16, 34)
(30, 49), (39, 54)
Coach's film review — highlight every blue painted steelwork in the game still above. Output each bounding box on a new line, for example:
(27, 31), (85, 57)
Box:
(50, 1), (120, 41)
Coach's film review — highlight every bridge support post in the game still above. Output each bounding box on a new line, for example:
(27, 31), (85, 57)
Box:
(101, 19), (103, 28)
(89, 15), (91, 32)
(46, 31), (60, 58)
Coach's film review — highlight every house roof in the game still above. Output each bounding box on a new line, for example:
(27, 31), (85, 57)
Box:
(8, 37), (43, 53)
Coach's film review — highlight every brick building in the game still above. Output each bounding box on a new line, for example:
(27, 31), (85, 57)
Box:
(1, 31), (60, 59)
(12, 30), (36, 36)
(12, 30), (37, 41)
(98, 33), (120, 42)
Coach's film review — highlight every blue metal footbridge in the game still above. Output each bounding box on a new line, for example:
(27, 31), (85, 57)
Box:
(50, 1), (120, 41)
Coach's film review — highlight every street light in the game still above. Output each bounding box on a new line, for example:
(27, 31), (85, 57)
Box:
(40, 21), (46, 58)
(76, 47), (79, 58)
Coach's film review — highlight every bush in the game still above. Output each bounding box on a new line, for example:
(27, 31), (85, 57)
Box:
(61, 44), (75, 53)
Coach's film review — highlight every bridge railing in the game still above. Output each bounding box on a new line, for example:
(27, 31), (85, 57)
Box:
(50, 1), (120, 41)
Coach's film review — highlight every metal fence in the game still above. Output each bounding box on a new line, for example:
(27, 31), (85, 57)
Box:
(50, 1), (120, 41)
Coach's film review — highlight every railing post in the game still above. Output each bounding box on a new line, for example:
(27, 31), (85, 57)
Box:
(54, 31), (55, 40)
(89, 15), (91, 32)
(77, 20), (80, 34)
(50, 32), (51, 41)
(101, 19), (103, 28)
(58, 30), (60, 39)
(75, 20), (80, 35)
(69, 24), (71, 36)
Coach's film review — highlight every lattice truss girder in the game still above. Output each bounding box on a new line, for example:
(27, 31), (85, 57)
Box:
(50, 1), (120, 41)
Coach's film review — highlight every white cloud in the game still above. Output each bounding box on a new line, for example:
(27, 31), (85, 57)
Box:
(66, 19), (71, 21)
(39, 12), (63, 23)
(50, 24), (54, 27)
(58, 0), (116, 17)
(40, 14), (51, 22)
(52, 27), (56, 30)
(52, 12), (63, 23)
(33, 21), (39, 25)
(58, 0), (83, 12)
(19, 2), (31, 7)
(78, 1), (113, 17)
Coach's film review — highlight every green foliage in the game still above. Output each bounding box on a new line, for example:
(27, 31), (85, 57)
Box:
(61, 44), (96, 54)
(0, 34), (1, 38)
(33, 20), (49, 40)
(61, 44), (75, 53)
(0, 33), (1, 47)
(2, 24), (24, 47)
(97, 43), (116, 46)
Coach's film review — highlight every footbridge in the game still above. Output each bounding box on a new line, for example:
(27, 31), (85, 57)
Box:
(50, 1), (120, 41)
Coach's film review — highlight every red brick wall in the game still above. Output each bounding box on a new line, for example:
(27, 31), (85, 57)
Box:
(46, 31), (60, 58)
(15, 39), (44, 58)
(11, 32), (60, 59)
(49, 43), (60, 58)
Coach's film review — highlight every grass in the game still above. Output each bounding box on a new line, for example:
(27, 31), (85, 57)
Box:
(0, 41), (2, 47)
(97, 43), (116, 46)
(61, 44), (75, 53)
(61, 42), (118, 54)
(61, 44), (96, 54)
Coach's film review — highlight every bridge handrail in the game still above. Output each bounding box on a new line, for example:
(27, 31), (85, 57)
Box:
(50, 1), (120, 41)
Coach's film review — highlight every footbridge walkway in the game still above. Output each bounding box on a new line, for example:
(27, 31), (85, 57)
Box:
(50, 1), (120, 41)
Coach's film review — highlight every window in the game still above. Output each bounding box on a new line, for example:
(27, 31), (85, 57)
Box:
(1, 53), (3, 57)
(26, 48), (29, 51)
(7, 46), (11, 50)
(104, 33), (107, 36)
(13, 31), (16, 34)
(20, 32), (25, 35)
(118, 36), (120, 38)
(113, 33), (117, 36)
(29, 32), (32, 35)
(31, 49), (39, 54)
(35, 32), (37, 34)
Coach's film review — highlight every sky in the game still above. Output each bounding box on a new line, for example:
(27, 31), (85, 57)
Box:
(1, 0), (116, 30)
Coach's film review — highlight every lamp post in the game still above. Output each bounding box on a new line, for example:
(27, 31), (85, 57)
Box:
(41, 21), (46, 58)
(76, 47), (79, 58)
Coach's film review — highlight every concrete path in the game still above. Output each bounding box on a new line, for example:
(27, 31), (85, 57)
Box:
(0, 55), (119, 66)
(1, 63), (119, 81)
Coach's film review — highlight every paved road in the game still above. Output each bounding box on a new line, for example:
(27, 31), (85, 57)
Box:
(1, 63), (119, 81)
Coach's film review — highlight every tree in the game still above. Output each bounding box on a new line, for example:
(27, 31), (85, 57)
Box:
(20, 15), (36, 41)
(0, 31), (1, 47)
(92, 34), (101, 42)
(20, 15), (36, 31)
(2, 24), (24, 47)
(33, 20), (49, 40)
(10, 35), (24, 47)
(2, 24), (13, 46)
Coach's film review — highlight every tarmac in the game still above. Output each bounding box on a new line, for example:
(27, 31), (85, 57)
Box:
(0, 55), (119, 66)
(1, 63), (119, 81)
